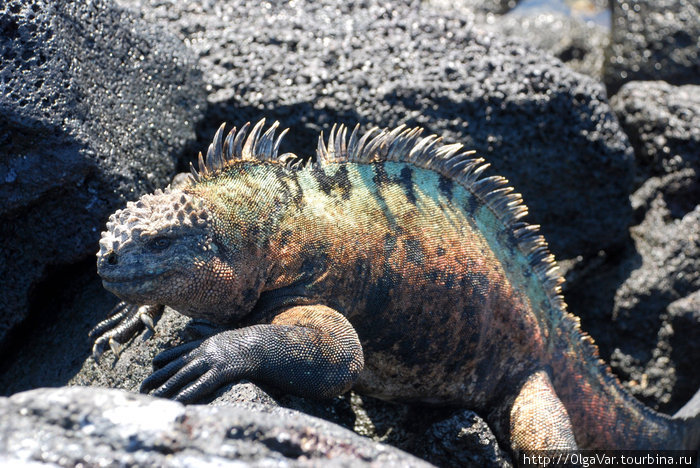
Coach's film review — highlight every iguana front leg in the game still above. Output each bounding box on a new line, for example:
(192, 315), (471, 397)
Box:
(89, 302), (164, 359)
(140, 305), (364, 403)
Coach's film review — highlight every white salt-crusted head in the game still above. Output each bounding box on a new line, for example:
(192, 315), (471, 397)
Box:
(98, 188), (209, 260)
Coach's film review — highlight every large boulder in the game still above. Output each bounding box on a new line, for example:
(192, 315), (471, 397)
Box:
(0, 0), (206, 348)
(491, 12), (609, 79)
(426, 0), (519, 16)
(566, 80), (700, 413)
(0, 387), (431, 466)
(609, 200), (700, 410)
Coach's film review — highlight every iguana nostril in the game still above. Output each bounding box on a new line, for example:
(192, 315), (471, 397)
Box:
(106, 251), (118, 265)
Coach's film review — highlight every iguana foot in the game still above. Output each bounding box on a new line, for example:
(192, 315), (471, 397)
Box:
(140, 306), (363, 404)
(140, 331), (245, 403)
(90, 302), (163, 361)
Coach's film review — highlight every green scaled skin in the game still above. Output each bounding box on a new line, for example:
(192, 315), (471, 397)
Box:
(94, 119), (700, 454)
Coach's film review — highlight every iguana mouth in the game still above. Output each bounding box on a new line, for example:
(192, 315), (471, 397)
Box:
(100, 269), (169, 285)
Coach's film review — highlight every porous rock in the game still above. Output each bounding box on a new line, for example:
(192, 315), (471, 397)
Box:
(606, 83), (700, 409)
(611, 81), (700, 183)
(0, 387), (432, 467)
(492, 12), (609, 79)
(666, 291), (700, 411)
(609, 200), (700, 411)
(564, 78), (699, 414)
(67, 305), (511, 466)
(566, 172), (699, 414)
(418, 409), (512, 467)
(604, 0), (700, 94)
(426, 0), (519, 16)
(0, 0), (206, 348)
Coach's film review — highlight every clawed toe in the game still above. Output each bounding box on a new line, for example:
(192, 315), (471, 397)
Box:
(89, 304), (164, 361)
(152, 339), (203, 368)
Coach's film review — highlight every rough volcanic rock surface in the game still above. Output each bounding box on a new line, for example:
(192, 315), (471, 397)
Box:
(607, 199), (700, 409)
(417, 410), (511, 467)
(116, 0), (634, 260)
(666, 290), (700, 409)
(568, 80), (700, 413)
(611, 81), (700, 183)
(0, 0), (205, 348)
(0, 387), (432, 467)
(493, 12), (609, 79)
(604, 0), (700, 93)
(427, 0), (519, 16)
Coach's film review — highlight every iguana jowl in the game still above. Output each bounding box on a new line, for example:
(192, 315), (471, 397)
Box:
(93, 119), (700, 453)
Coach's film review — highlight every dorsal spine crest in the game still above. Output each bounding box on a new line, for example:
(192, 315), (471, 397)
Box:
(189, 119), (295, 183)
(190, 119), (566, 315)
(314, 122), (567, 316)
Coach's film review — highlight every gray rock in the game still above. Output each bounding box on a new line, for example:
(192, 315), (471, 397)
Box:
(566, 156), (699, 414)
(426, 0), (519, 16)
(604, 0), (700, 94)
(609, 200), (700, 410)
(568, 184), (700, 413)
(418, 410), (511, 467)
(338, 393), (514, 467)
(631, 168), (699, 220)
(116, 0), (634, 260)
(604, 83), (700, 409)
(0, 0), (206, 348)
(611, 81), (700, 183)
(0, 387), (431, 466)
(667, 291), (700, 409)
(492, 12), (609, 79)
(564, 79), (699, 414)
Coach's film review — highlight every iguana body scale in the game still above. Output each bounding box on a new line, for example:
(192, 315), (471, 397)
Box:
(94, 119), (700, 454)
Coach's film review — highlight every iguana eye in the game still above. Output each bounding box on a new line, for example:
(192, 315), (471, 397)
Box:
(147, 237), (171, 251)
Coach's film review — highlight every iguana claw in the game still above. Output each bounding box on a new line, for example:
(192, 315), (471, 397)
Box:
(109, 337), (124, 356)
(91, 336), (108, 362)
(140, 313), (155, 331)
(89, 303), (164, 362)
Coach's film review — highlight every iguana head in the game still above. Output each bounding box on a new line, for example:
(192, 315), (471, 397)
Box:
(97, 120), (300, 322)
(96, 187), (262, 322)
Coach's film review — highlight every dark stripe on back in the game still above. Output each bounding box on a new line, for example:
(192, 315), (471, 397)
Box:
(312, 164), (352, 200)
(438, 175), (454, 200)
(398, 166), (417, 204)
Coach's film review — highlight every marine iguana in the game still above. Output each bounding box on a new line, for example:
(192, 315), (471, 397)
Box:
(92, 119), (700, 453)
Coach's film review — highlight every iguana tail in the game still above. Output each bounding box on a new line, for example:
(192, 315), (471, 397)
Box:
(550, 313), (700, 449)
(673, 387), (700, 449)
